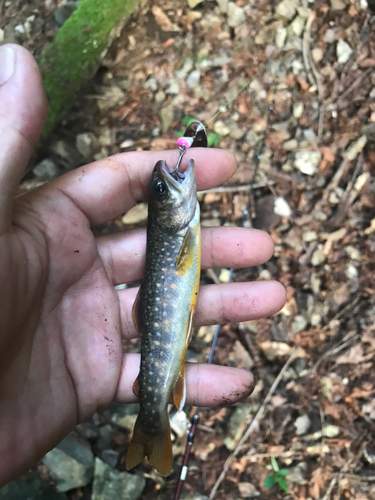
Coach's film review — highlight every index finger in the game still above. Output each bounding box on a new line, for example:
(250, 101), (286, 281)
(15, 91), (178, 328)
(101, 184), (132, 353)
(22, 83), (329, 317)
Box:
(34, 148), (236, 226)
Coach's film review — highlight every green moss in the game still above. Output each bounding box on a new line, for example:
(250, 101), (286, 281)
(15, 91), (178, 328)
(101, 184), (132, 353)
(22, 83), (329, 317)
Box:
(39, 0), (138, 135)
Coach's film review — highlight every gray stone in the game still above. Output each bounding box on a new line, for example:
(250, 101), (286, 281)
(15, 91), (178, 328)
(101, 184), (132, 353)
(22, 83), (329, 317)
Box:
(165, 77), (179, 95)
(337, 39), (353, 64)
(331, 0), (346, 10)
(110, 403), (140, 431)
(224, 405), (252, 450)
(43, 434), (94, 492)
(293, 102), (304, 119)
(275, 27), (287, 49)
(143, 76), (158, 91)
(76, 133), (94, 158)
(101, 449), (119, 468)
(186, 69), (201, 88)
(0, 472), (67, 500)
(216, 0), (229, 14)
(33, 158), (60, 180)
(92, 458), (145, 500)
(294, 150), (322, 175)
(292, 315), (308, 334)
(160, 102), (174, 132)
(275, 0), (299, 19)
(54, 2), (77, 26)
(311, 246), (325, 266)
(227, 2), (246, 27)
(294, 414), (312, 435)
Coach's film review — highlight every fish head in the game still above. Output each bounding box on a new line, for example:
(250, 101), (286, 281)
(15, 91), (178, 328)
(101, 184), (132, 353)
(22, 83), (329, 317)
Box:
(149, 159), (197, 233)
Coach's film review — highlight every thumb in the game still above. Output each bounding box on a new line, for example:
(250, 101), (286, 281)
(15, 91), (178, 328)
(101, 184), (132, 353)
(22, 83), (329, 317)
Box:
(0, 44), (47, 231)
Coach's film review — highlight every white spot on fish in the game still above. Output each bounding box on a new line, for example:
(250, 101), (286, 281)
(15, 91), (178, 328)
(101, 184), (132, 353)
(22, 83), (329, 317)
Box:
(156, 332), (161, 337)
(149, 371), (154, 376)
(154, 307), (158, 312)
(156, 297), (160, 301)
(156, 283), (161, 288)
(154, 340), (160, 346)
(166, 252), (170, 256)
(154, 322), (159, 327)
(148, 386), (152, 391)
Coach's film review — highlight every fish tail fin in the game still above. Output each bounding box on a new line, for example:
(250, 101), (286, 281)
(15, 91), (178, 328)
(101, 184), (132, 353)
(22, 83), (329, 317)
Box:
(126, 413), (173, 477)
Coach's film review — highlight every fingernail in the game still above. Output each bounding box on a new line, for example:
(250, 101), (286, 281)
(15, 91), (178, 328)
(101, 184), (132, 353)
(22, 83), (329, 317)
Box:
(0, 46), (15, 86)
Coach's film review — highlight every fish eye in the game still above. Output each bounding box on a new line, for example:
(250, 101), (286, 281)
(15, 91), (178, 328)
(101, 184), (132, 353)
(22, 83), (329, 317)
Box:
(154, 180), (168, 198)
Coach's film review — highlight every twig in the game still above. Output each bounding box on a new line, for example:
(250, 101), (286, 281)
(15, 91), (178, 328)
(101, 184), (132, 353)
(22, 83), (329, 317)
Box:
(199, 181), (275, 194)
(311, 332), (360, 374)
(208, 349), (298, 500)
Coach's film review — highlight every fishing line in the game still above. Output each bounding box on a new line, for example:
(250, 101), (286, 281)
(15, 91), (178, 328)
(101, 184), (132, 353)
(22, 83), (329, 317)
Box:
(173, 46), (286, 500)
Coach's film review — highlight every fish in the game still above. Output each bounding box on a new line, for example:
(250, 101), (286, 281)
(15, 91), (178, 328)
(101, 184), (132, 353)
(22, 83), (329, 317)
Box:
(125, 151), (201, 476)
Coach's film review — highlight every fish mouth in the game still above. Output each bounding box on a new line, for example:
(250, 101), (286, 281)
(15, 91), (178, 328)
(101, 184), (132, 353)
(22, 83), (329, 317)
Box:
(156, 160), (194, 193)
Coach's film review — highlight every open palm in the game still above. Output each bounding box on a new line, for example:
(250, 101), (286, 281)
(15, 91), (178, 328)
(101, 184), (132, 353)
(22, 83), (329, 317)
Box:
(0, 44), (285, 486)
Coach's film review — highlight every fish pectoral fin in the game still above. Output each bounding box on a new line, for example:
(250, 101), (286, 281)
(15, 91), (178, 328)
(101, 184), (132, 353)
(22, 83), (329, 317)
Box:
(126, 413), (173, 477)
(175, 228), (197, 276)
(173, 366), (186, 412)
(132, 375), (139, 397)
(132, 286), (142, 333)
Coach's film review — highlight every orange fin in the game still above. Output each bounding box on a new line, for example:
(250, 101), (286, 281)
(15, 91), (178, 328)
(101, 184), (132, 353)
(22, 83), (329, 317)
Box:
(176, 228), (197, 276)
(132, 375), (139, 397)
(126, 413), (173, 477)
(132, 287), (142, 333)
(173, 365), (186, 412)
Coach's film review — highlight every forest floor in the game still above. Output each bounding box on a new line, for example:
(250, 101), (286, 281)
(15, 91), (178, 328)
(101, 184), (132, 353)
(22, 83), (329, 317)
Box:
(1, 0), (375, 499)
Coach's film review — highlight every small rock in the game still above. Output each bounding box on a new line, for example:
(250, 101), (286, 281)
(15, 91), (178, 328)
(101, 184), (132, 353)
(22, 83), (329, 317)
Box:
(224, 405), (252, 450)
(311, 313), (322, 325)
(274, 196), (292, 217)
(76, 133), (94, 158)
(259, 269), (271, 280)
(294, 414), (312, 435)
(43, 434), (94, 492)
(155, 90), (166, 103)
(54, 2), (76, 26)
(170, 410), (189, 438)
(275, 0), (299, 19)
(287, 462), (308, 484)
(186, 69), (201, 88)
(143, 76), (158, 91)
(0, 473), (68, 500)
(283, 139), (298, 151)
(275, 27), (287, 49)
(228, 123), (245, 140)
(294, 150), (322, 176)
(302, 231), (317, 242)
(0, 28), (4, 43)
(213, 120), (230, 136)
(331, 283), (351, 307)
(328, 187), (344, 205)
(311, 47), (323, 63)
(238, 482), (260, 498)
(346, 263), (358, 280)
(101, 449), (119, 468)
(293, 315), (308, 333)
(345, 135), (367, 161)
(337, 39), (353, 64)
(110, 403), (140, 430)
(290, 16), (306, 36)
(331, 0), (346, 9)
(293, 102), (304, 119)
(345, 245), (361, 260)
(97, 86), (126, 112)
(120, 139), (135, 149)
(311, 246), (325, 266)
(92, 458), (145, 500)
(160, 102), (174, 132)
(187, 0), (204, 8)
(216, 0), (229, 14)
(259, 341), (293, 361)
(33, 158), (60, 180)
(227, 2), (246, 27)
(165, 77), (179, 95)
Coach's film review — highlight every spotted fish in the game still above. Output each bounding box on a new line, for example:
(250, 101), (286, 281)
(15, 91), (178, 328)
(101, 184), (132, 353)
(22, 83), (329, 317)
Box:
(125, 154), (201, 476)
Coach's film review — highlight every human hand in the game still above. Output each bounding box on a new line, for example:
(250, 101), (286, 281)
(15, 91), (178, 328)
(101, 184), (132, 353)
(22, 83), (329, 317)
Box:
(0, 44), (286, 486)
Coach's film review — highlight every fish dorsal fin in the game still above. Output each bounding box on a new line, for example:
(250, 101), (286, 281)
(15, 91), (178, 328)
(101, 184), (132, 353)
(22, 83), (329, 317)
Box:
(132, 286), (142, 333)
(176, 228), (197, 276)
